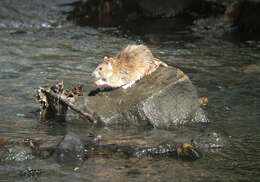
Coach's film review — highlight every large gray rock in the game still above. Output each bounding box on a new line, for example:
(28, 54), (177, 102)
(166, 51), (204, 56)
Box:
(83, 66), (208, 129)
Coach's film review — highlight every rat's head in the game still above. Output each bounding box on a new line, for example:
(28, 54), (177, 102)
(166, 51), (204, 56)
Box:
(92, 57), (115, 86)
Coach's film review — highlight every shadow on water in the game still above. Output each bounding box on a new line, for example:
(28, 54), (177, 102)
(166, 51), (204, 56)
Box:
(0, 0), (260, 181)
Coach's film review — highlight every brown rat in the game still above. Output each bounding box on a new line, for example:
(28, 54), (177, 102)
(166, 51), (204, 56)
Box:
(92, 44), (168, 89)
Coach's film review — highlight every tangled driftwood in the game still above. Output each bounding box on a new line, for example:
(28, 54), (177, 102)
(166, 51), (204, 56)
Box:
(36, 81), (98, 124)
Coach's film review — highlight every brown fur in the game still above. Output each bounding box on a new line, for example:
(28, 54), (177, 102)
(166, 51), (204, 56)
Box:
(92, 44), (168, 88)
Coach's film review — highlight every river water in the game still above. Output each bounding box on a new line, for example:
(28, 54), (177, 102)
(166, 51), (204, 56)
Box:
(0, 0), (260, 181)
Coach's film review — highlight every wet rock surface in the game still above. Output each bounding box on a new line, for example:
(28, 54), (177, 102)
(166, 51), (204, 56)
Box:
(84, 66), (208, 128)
(0, 144), (34, 162)
(0, 132), (204, 163)
(133, 141), (201, 160)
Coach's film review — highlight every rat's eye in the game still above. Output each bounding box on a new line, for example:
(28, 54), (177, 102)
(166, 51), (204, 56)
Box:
(99, 67), (103, 71)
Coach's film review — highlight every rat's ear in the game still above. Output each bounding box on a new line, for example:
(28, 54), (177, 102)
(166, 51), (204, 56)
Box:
(107, 61), (113, 69)
(104, 57), (113, 68)
(104, 57), (111, 65)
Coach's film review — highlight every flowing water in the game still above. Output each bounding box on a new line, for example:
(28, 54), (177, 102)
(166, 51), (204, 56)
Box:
(0, 0), (260, 181)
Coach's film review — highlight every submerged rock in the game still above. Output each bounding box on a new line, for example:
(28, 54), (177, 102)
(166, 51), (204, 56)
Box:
(55, 132), (88, 162)
(84, 66), (208, 129)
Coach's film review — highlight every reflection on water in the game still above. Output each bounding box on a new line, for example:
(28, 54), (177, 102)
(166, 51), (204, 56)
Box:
(0, 0), (260, 181)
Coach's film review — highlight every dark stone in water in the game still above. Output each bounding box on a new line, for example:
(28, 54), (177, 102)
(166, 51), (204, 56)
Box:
(84, 66), (208, 129)
(224, 0), (260, 32)
(133, 141), (201, 161)
(18, 168), (41, 177)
